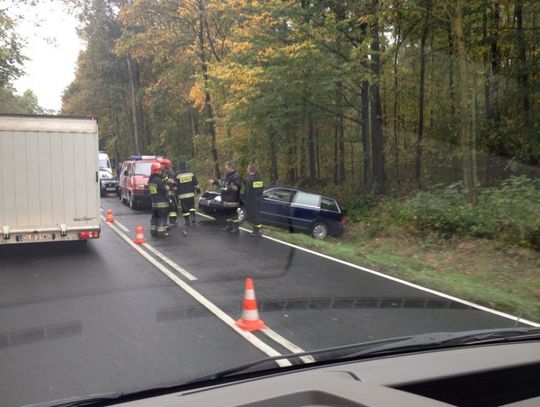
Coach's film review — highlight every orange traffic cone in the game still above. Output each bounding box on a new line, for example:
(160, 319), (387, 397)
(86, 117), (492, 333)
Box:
(133, 224), (146, 244)
(236, 278), (265, 331)
(105, 209), (114, 223)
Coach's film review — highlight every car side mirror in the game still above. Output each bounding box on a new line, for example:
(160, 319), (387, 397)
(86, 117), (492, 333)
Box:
(124, 170), (128, 176)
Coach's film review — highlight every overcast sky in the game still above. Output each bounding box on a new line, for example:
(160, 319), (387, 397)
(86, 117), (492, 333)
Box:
(6, 1), (85, 112)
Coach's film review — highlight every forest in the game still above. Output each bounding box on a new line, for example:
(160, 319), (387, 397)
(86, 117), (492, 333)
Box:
(1, 0), (538, 209)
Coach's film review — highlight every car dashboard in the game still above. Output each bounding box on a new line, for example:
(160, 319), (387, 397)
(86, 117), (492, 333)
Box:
(118, 340), (539, 406)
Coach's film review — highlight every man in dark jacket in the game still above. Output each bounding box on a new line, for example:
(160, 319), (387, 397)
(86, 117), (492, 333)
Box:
(244, 164), (264, 237)
(175, 161), (200, 226)
(209, 161), (242, 233)
(158, 158), (178, 227)
(148, 162), (170, 237)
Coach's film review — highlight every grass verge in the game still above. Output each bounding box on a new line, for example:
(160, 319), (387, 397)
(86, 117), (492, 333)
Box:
(262, 224), (540, 323)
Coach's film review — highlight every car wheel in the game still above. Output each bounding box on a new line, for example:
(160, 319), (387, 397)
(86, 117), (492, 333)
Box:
(311, 221), (328, 240)
(129, 193), (138, 210)
(237, 206), (247, 223)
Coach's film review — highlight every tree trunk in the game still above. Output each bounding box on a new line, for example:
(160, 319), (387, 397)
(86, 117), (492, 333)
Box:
(361, 79), (371, 194)
(448, 25), (456, 117)
(188, 107), (197, 158)
(287, 134), (296, 184)
(126, 56), (141, 155)
(415, 1), (430, 190)
(369, 1), (387, 196)
(515, 0), (529, 113)
(392, 14), (401, 187)
(268, 126), (279, 183)
(334, 120), (338, 184)
(335, 82), (345, 183)
(455, 0), (477, 205)
(315, 128), (321, 180)
(198, 0), (220, 179)
(307, 107), (316, 182)
(490, 0), (501, 126)
(299, 132), (306, 179)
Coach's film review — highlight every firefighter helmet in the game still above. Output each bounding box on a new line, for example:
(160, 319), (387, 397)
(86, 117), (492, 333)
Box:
(151, 162), (162, 174)
(156, 157), (172, 168)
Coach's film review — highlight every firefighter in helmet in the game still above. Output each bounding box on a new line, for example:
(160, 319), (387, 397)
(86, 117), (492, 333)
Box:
(156, 157), (178, 227)
(174, 160), (200, 226)
(148, 162), (170, 237)
(209, 161), (242, 233)
(244, 163), (264, 237)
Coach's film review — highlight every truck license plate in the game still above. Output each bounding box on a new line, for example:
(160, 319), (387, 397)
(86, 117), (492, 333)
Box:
(17, 234), (55, 242)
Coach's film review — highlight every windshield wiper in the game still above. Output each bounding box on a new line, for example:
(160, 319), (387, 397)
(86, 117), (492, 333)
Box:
(36, 328), (540, 406)
(190, 327), (540, 383)
(25, 392), (121, 407)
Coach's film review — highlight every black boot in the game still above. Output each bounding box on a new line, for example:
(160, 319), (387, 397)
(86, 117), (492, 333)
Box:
(222, 220), (233, 232)
(230, 222), (240, 234)
(251, 226), (262, 237)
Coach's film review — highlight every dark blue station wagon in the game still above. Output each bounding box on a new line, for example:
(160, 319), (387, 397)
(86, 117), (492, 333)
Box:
(199, 186), (345, 239)
(259, 186), (344, 239)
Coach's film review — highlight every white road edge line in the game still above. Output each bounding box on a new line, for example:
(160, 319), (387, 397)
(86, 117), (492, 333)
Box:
(261, 327), (315, 363)
(195, 211), (216, 220)
(101, 216), (292, 367)
(113, 220), (130, 233)
(261, 235), (539, 327)
(100, 207), (130, 232)
(142, 242), (197, 281)
(197, 212), (539, 327)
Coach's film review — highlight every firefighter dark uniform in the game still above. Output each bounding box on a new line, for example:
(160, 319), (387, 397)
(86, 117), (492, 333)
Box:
(148, 163), (170, 237)
(163, 167), (178, 226)
(175, 162), (200, 226)
(213, 167), (242, 233)
(244, 169), (264, 237)
(156, 157), (177, 227)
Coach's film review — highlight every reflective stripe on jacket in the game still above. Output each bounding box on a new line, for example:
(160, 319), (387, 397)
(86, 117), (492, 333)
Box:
(148, 174), (169, 209)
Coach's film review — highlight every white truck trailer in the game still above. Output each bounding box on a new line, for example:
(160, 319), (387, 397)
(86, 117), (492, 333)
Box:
(0, 114), (101, 245)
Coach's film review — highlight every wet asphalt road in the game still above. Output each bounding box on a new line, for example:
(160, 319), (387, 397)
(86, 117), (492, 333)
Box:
(0, 195), (529, 406)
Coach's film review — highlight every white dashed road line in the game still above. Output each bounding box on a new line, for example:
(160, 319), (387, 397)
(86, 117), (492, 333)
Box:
(101, 215), (293, 367)
(113, 220), (130, 233)
(261, 327), (315, 363)
(142, 242), (197, 281)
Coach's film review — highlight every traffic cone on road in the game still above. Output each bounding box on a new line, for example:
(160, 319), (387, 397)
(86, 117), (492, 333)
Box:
(133, 224), (146, 244)
(236, 278), (265, 331)
(105, 209), (114, 223)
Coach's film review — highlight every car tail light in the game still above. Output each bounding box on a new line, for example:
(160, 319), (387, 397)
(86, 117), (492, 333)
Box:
(78, 231), (90, 240)
(92, 230), (100, 239)
(341, 216), (348, 226)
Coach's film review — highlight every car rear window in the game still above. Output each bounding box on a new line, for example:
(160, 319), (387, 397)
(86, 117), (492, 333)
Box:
(294, 192), (321, 208)
(321, 197), (340, 212)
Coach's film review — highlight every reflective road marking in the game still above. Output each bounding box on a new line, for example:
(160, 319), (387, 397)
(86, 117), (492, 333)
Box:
(101, 216), (292, 367)
(142, 242), (197, 281)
